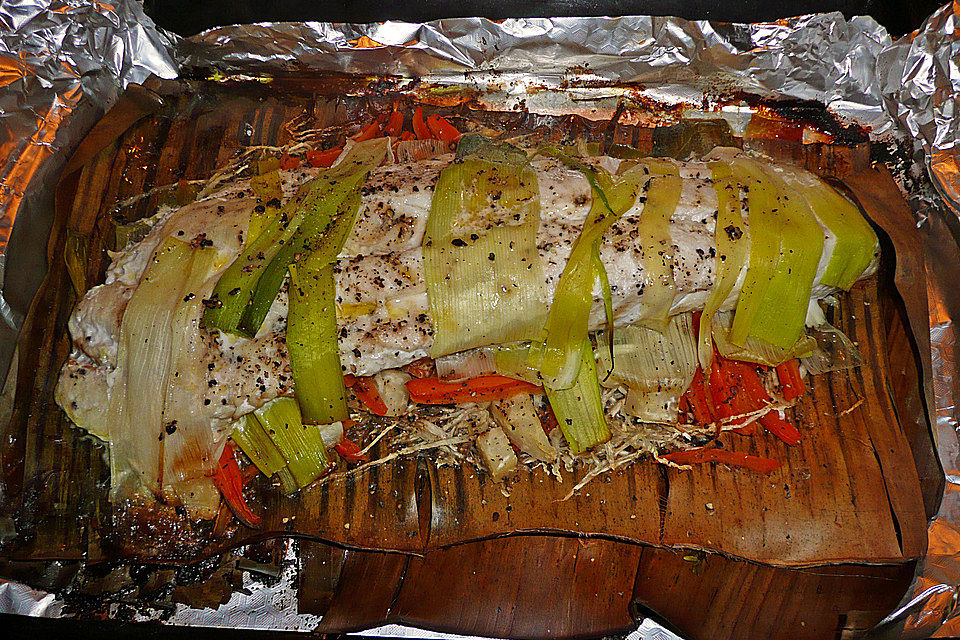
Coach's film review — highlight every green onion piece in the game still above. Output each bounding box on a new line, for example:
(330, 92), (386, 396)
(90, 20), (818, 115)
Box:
(287, 261), (349, 425)
(728, 159), (824, 349)
(252, 397), (331, 489)
(712, 311), (816, 367)
(232, 413), (288, 477)
(424, 138), (549, 356)
(785, 174), (879, 291)
(545, 338), (610, 455)
(596, 312), (698, 423)
(696, 161), (750, 370)
(238, 138), (388, 336)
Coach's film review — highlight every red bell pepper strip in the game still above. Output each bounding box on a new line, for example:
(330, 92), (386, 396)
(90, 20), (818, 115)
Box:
(278, 153), (300, 170)
(426, 114), (461, 143)
(407, 375), (542, 404)
(213, 442), (263, 528)
(353, 377), (390, 416)
(334, 436), (369, 462)
(759, 411), (802, 446)
(776, 359), (805, 401)
(352, 116), (384, 142)
(383, 109), (404, 137)
(708, 356), (754, 433)
(712, 359), (802, 445)
(400, 131), (416, 141)
(661, 448), (781, 475)
(343, 373), (357, 388)
(402, 357), (436, 379)
(413, 106), (431, 140)
(306, 146), (344, 168)
(681, 367), (714, 426)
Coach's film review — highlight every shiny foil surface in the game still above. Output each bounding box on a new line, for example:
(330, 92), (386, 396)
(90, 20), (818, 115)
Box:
(4, 0), (960, 637)
(0, 0), (177, 251)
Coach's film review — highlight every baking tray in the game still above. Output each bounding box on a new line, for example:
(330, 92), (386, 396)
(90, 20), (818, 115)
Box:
(0, 69), (941, 638)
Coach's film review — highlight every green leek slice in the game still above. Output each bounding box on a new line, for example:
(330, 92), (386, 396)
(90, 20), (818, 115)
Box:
(528, 154), (645, 389)
(287, 260), (349, 425)
(285, 142), (390, 426)
(728, 159), (824, 349)
(252, 397), (331, 489)
(784, 173), (878, 291)
(232, 413), (288, 477)
(545, 339), (610, 455)
(202, 200), (304, 335)
(697, 161), (750, 370)
(596, 312), (698, 424)
(239, 138), (389, 335)
(424, 138), (548, 356)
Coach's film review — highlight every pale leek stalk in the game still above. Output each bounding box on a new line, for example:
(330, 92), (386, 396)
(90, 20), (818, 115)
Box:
(545, 339), (610, 455)
(712, 311), (816, 366)
(696, 161), (750, 370)
(424, 138), (548, 356)
(728, 159), (824, 349)
(107, 239), (195, 497)
(596, 313), (698, 424)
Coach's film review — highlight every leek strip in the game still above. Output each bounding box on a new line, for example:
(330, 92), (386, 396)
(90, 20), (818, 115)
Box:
(232, 414), (287, 477)
(424, 140), (548, 356)
(161, 245), (225, 495)
(545, 339), (610, 455)
(712, 311), (816, 366)
(790, 176), (878, 290)
(239, 138), (388, 333)
(285, 143), (388, 428)
(239, 172), (367, 335)
(202, 203), (297, 335)
(592, 244), (615, 367)
(632, 163), (681, 328)
(528, 152), (644, 389)
(107, 239), (195, 498)
(253, 397), (331, 489)
(697, 161), (749, 370)
(743, 160), (825, 348)
(596, 313), (698, 423)
(727, 159), (824, 349)
(287, 261), (348, 425)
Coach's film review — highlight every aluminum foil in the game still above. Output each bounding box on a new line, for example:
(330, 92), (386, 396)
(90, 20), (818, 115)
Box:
(179, 12), (897, 135)
(6, 1), (960, 639)
(0, 0), (177, 384)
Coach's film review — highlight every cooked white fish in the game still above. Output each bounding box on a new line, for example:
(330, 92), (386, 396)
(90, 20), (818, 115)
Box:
(55, 152), (877, 510)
